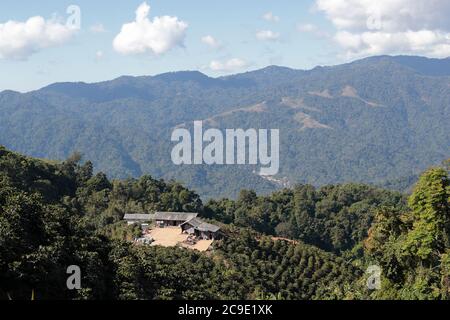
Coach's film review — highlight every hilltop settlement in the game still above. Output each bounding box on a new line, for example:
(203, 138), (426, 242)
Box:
(124, 212), (221, 252)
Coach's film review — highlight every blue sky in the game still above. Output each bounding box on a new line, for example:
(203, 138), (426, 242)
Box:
(1, 0), (449, 92)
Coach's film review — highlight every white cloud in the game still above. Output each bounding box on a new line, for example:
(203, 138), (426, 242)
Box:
(262, 12), (280, 23)
(315, 0), (450, 58)
(209, 58), (248, 72)
(113, 2), (188, 55)
(256, 30), (280, 41)
(95, 50), (104, 60)
(90, 23), (106, 33)
(0, 16), (75, 60)
(201, 35), (221, 49)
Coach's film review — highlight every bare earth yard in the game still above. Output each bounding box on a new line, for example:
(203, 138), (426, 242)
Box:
(180, 240), (214, 252)
(147, 227), (213, 252)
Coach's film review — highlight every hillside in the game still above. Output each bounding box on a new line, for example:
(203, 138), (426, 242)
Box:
(1, 146), (449, 300)
(1, 55), (449, 199)
(0, 146), (359, 300)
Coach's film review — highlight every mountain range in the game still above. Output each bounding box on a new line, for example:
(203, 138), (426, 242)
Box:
(1, 55), (449, 199)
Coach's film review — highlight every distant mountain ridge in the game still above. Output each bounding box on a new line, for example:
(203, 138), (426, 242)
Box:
(1, 55), (449, 199)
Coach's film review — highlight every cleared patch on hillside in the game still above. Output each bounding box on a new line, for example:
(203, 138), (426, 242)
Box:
(294, 112), (332, 130)
(281, 97), (321, 112)
(200, 102), (268, 126)
(341, 85), (382, 107)
(148, 227), (213, 252)
(308, 89), (333, 99)
(149, 227), (188, 247)
(341, 85), (359, 98)
(180, 240), (214, 252)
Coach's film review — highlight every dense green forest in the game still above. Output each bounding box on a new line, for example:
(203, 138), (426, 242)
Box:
(0, 146), (449, 300)
(1, 55), (449, 199)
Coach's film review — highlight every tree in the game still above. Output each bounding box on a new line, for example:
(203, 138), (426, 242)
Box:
(404, 168), (450, 263)
(364, 166), (450, 299)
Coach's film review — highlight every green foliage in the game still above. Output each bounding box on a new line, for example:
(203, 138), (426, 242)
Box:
(364, 167), (450, 299)
(1, 146), (449, 300)
(404, 168), (450, 261)
(214, 226), (360, 300)
(205, 184), (406, 255)
(1, 56), (449, 199)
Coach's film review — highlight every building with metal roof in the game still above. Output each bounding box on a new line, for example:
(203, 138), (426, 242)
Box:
(153, 212), (198, 227)
(181, 218), (221, 240)
(123, 214), (155, 225)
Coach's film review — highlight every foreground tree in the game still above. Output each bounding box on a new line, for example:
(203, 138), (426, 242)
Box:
(365, 167), (450, 299)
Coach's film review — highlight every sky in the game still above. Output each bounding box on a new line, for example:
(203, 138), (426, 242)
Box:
(0, 0), (449, 92)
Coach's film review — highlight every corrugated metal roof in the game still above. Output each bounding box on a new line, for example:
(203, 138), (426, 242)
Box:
(123, 214), (155, 221)
(154, 212), (198, 221)
(181, 218), (220, 233)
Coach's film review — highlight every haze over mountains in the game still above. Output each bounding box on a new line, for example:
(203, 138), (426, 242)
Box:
(1, 55), (449, 199)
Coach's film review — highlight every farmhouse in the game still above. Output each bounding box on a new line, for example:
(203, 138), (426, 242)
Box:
(123, 213), (155, 232)
(154, 211), (198, 227)
(123, 214), (154, 225)
(123, 211), (222, 246)
(181, 218), (221, 240)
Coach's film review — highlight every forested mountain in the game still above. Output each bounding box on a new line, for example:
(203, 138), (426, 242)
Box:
(0, 55), (449, 198)
(1, 147), (449, 300)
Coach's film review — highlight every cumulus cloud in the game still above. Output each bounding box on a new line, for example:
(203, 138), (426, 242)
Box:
(315, 0), (450, 58)
(0, 16), (75, 60)
(209, 58), (248, 72)
(201, 35), (222, 49)
(113, 2), (188, 55)
(262, 12), (280, 23)
(256, 30), (280, 41)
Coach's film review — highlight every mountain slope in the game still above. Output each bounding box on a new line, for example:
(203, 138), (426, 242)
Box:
(0, 55), (449, 198)
(0, 146), (361, 300)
